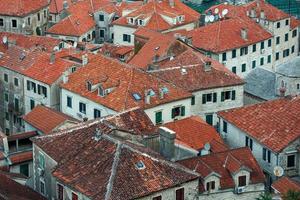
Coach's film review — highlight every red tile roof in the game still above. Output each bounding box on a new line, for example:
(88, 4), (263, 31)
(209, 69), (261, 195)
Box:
(7, 131), (37, 142)
(33, 119), (199, 200)
(113, 0), (200, 32)
(23, 105), (79, 134)
(164, 116), (226, 151)
(291, 17), (300, 30)
(179, 147), (265, 190)
(9, 151), (33, 165)
(61, 54), (192, 112)
(218, 96), (300, 153)
(0, 171), (45, 200)
(272, 177), (300, 194)
(0, 0), (49, 16)
(189, 17), (272, 53)
(152, 49), (244, 91)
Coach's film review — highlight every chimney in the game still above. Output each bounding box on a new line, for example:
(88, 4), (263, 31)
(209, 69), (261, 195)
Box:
(260, 10), (265, 19)
(250, 8), (256, 18)
(204, 61), (212, 71)
(62, 71), (69, 83)
(82, 54), (88, 65)
(144, 90), (151, 104)
(50, 52), (55, 64)
(169, 0), (175, 8)
(241, 28), (248, 40)
(159, 127), (175, 160)
(93, 128), (102, 141)
(159, 88), (164, 99)
(63, 0), (69, 9)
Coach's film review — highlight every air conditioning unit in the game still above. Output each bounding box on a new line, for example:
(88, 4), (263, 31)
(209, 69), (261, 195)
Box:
(236, 187), (245, 194)
(261, 49), (265, 54)
(38, 168), (44, 176)
(77, 112), (83, 118)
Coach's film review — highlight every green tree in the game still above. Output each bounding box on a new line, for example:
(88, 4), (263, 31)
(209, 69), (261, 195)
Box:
(256, 192), (272, 200)
(283, 190), (300, 200)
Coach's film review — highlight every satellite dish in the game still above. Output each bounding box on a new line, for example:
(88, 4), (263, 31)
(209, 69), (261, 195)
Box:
(209, 15), (215, 22)
(204, 15), (210, 23)
(53, 46), (59, 51)
(214, 14), (219, 21)
(214, 8), (219, 14)
(2, 36), (7, 44)
(222, 9), (229, 17)
(273, 166), (284, 177)
(204, 142), (211, 151)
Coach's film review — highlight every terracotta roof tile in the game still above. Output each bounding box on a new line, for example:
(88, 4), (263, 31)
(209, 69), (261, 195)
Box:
(272, 177), (300, 194)
(179, 147), (265, 190)
(218, 96), (300, 153)
(9, 151), (33, 165)
(0, 0), (49, 16)
(164, 116), (226, 151)
(23, 105), (79, 134)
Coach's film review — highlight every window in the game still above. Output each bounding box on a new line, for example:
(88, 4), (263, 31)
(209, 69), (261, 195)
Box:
(20, 163), (29, 177)
(202, 93), (217, 104)
(232, 49), (236, 58)
(252, 44), (256, 52)
(72, 192), (78, 200)
(206, 114), (213, 125)
(99, 14), (104, 21)
(171, 106), (185, 118)
(240, 47), (248, 56)
(285, 19), (289, 26)
(4, 92), (8, 102)
(30, 99), (35, 110)
(297, 83), (300, 90)
(276, 52), (280, 60)
(276, 21), (280, 28)
(287, 154), (296, 168)
(4, 73), (8, 82)
(14, 98), (19, 112)
(285, 33), (289, 42)
(155, 111), (162, 124)
(240, 63), (246, 72)
(79, 102), (86, 114)
(268, 39), (272, 47)
(260, 57), (264, 66)
(5, 112), (9, 121)
(252, 60), (256, 69)
(206, 181), (215, 191)
(44, 10), (46, 18)
(263, 148), (271, 163)
(153, 196), (162, 200)
(223, 121), (227, 133)
(67, 96), (72, 108)
(245, 136), (253, 150)
(191, 96), (195, 105)
(267, 55), (271, 63)
(260, 41), (264, 50)
(283, 49), (290, 58)
(238, 176), (247, 187)
(5, 128), (9, 135)
(14, 77), (19, 86)
(232, 66), (236, 74)
(27, 17), (31, 25)
(100, 29), (105, 38)
(0, 18), (3, 26)
(222, 52), (227, 61)
(38, 86), (47, 97)
(12, 19), (17, 28)
(176, 188), (184, 200)
(292, 29), (297, 37)
(40, 180), (45, 195)
(94, 109), (101, 119)
(291, 46), (295, 54)
(276, 36), (280, 45)
(123, 34), (131, 43)
(57, 184), (64, 200)
(221, 91), (235, 101)
(38, 13), (41, 21)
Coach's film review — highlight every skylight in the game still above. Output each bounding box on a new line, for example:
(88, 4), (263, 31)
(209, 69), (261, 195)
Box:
(135, 161), (145, 170)
(132, 93), (142, 101)
(161, 87), (169, 94)
(148, 89), (155, 97)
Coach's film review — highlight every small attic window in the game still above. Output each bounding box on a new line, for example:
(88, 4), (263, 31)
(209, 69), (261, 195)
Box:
(178, 15), (185, 22)
(138, 19), (144, 26)
(148, 89), (155, 97)
(86, 81), (92, 91)
(98, 86), (106, 97)
(132, 93), (141, 101)
(161, 87), (169, 94)
(19, 52), (26, 60)
(135, 161), (145, 170)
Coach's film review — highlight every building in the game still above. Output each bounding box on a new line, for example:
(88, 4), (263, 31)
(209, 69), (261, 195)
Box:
(23, 105), (79, 135)
(0, 0), (49, 35)
(99, 43), (134, 62)
(244, 56), (300, 105)
(218, 96), (300, 187)
(60, 54), (192, 124)
(188, 0), (300, 77)
(48, 0), (73, 24)
(151, 48), (244, 126)
(31, 117), (200, 200)
(272, 176), (300, 199)
(179, 147), (265, 200)
(112, 0), (200, 46)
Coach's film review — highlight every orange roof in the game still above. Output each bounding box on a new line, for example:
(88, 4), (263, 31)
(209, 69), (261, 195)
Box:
(9, 151), (33, 165)
(291, 17), (300, 30)
(0, 0), (49, 16)
(61, 54), (192, 112)
(189, 17), (272, 53)
(164, 116), (226, 151)
(218, 96), (300, 153)
(272, 177), (300, 194)
(113, 0), (199, 32)
(23, 105), (78, 134)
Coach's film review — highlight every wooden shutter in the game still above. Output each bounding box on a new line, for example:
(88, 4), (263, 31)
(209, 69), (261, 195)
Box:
(221, 92), (225, 102)
(171, 108), (175, 119)
(176, 188), (184, 200)
(181, 106), (185, 116)
(231, 90), (236, 100)
(213, 93), (217, 102)
(202, 94), (206, 104)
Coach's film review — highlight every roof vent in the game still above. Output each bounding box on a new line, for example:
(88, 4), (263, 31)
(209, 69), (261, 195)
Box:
(93, 128), (102, 141)
(135, 161), (145, 170)
(181, 68), (187, 75)
(19, 51), (26, 61)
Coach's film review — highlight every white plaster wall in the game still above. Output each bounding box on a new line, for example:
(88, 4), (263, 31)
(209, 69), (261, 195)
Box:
(113, 25), (136, 46)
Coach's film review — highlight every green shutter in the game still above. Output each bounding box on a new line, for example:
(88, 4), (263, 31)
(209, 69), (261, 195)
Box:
(213, 93), (217, 102)
(155, 112), (162, 124)
(181, 106), (185, 116)
(171, 108), (175, 119)
(232, 91), (236, 100)
(202, 94), (206, 104)
(191, 96), (195, 105)
(221, 92), (225, 102)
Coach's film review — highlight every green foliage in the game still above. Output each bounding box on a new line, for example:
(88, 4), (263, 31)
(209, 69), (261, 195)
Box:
(283, 190), (300, 200)
(256, 192), (272, 200)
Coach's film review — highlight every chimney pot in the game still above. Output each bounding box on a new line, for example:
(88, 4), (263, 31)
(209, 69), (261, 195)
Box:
(50, 52), (55, 64)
